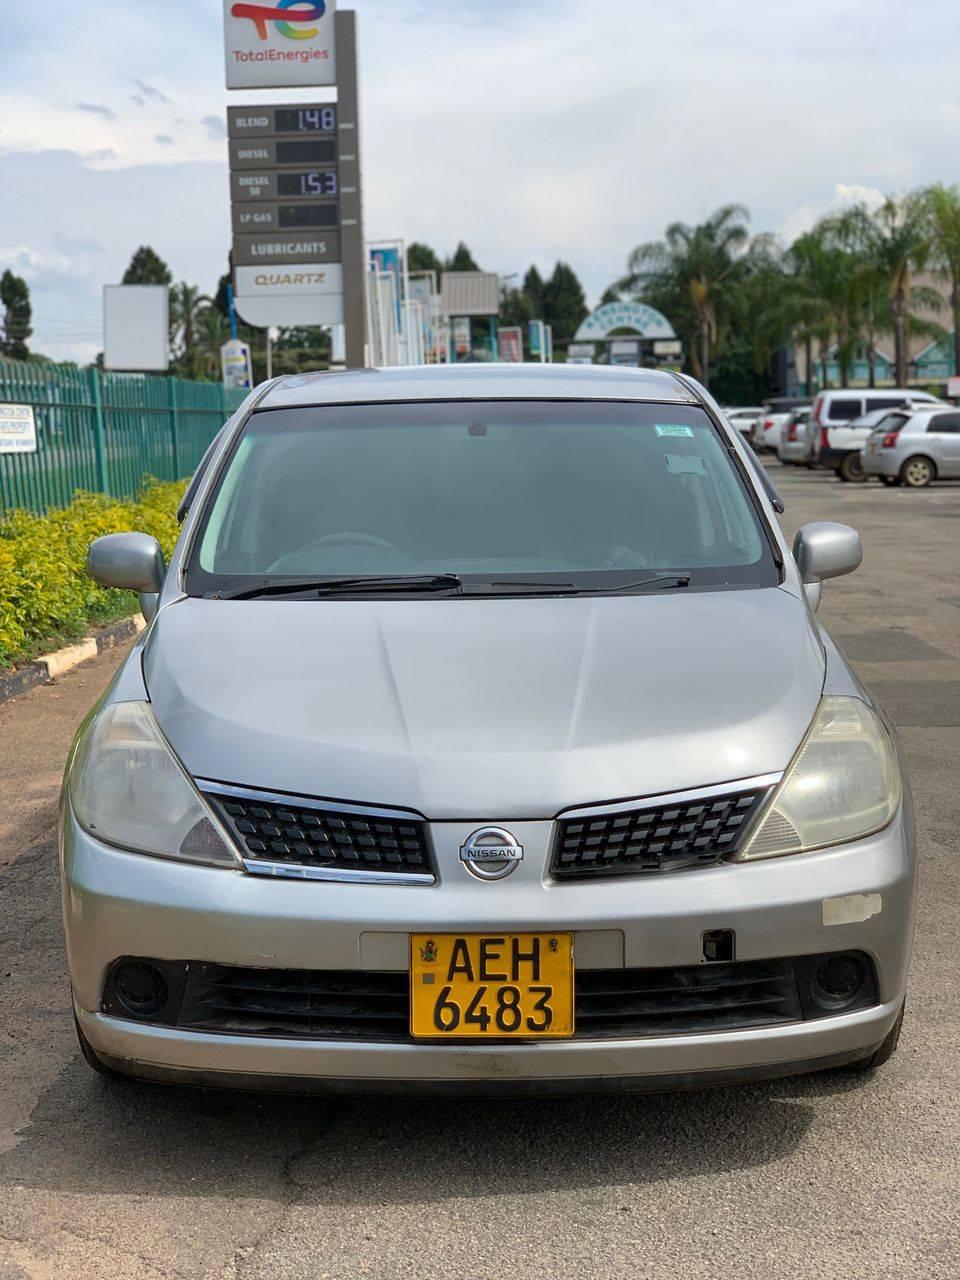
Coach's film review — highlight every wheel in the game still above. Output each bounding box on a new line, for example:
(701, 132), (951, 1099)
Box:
(900, 456), (935, 488)
(880, 475), (900, 488)
(836, 468), (849, 482)
(845, 1002), (904, 1073)
(838, 451), (867, 483)
(74, 1013), (127, 1080)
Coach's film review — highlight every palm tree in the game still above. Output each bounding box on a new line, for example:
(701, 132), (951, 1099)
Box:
(170, 282), (212, 372)
(838, 197), (937, 386)
(923, 184), (960, 378)
(194, 305), (230, 380)
(615, 205), (750, 387)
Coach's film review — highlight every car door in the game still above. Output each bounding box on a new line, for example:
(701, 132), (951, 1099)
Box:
(926, 411), (960, 477)
(827, 398), (865, 450)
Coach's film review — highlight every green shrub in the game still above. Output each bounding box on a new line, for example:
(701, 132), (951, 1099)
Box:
(0, 478), (184, 670)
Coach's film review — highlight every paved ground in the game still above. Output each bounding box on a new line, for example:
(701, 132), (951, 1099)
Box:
(1, 463), (959, 1279)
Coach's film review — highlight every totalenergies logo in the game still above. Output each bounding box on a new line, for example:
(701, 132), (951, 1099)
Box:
(231, 0), (326, 41)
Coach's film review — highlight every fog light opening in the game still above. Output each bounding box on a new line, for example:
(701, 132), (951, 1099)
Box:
(811, 954), (865, 1009)
(114, 961), (169, 1018)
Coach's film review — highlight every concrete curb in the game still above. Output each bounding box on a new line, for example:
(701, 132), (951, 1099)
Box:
(0, 615), (146, 708)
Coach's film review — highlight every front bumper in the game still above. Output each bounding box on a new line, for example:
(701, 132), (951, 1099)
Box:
(62, 804), (916, 1091)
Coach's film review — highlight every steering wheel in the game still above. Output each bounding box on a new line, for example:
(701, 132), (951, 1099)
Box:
(298, 532), (405, 554)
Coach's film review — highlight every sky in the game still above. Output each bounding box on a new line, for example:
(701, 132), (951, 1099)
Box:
(1, 0), (958, 362)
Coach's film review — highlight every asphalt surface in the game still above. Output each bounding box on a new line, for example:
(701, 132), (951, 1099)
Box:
(1, 461), (959, 1279)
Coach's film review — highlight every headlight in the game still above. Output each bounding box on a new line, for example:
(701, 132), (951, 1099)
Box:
(737, 696), (901, 860)
(69, 701), (239, 868)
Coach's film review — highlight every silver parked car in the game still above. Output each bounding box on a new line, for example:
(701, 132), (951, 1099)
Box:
(863, 405), (960, 487)
(777, 409), (812, 466)
(62, 364), (914, 1094)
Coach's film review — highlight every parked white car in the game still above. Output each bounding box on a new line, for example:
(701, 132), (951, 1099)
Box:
(722, 406), (764, 443)
(811, 389), (944, 481)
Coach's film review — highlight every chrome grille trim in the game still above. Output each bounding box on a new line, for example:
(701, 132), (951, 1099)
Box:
(556, 773), (782, 822)
(196, 779), (436, 886)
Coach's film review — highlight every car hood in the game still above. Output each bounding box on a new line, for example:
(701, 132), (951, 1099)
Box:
(144, 589), (824, 820)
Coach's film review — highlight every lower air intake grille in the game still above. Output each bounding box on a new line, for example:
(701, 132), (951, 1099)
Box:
(179, 965), (409, 1040)
(551, 787), (769, 878)
(166, 958), (839, 1040)
(203, 789), (432, 877)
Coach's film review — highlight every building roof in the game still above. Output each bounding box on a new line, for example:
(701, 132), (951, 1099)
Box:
(439, 272), (501, 317)
(259, 363), (697, 409)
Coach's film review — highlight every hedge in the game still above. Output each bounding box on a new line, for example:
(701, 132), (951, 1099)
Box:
(0, 479), (184, 671)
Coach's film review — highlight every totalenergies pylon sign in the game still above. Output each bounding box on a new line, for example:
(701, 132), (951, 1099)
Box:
(223, 0), (337, 89)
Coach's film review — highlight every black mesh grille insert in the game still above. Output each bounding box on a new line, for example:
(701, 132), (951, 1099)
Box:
(179, 965), (409, 1040)
(204, 791), (432, 876)
(171, 959), (814, 1040)
(551, 787), (769, 877)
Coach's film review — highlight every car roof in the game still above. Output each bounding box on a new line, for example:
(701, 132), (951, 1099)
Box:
(258, 363), (698, 410)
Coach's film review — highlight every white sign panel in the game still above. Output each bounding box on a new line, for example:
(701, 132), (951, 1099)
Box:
(948, 376), (960, 399)
(103, 285), (169, 372)
(220, 339), (253, 389)
(0, 404), (37, 454)
(234, 263), (344, 327)
(224, 0), (337, 89)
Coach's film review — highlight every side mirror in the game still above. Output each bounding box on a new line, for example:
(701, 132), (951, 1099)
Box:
(793, 522), (861, 611)
(87, 533), (166, 623)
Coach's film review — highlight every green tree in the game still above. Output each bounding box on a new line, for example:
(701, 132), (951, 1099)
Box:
(408, 242), (443, 275)
(522, 266), (546, 316)
(446, 241), (480, 272)
(170, 282), (212, 374)
(542, 261), (588, 346)
(0, 270), (32, 361)
(923, 184), (960, 378)
(499, 285), (534, 332)
(614, 205), (750, 387)
(194, 305), (230, 379)
(122, 245), (173, 287)
(839, 196), (938, 387)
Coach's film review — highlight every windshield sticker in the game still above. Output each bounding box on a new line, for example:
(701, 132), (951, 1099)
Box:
(654, 424), (695, 438)
(665, 453), (706, 476)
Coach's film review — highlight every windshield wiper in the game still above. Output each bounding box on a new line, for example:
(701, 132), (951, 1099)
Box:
(213, 574), (463, 601)
(602, 574), (690, 593)
(465, 575), (691, 596)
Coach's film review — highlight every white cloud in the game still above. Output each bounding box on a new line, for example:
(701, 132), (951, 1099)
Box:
(778, 184), (887, 245)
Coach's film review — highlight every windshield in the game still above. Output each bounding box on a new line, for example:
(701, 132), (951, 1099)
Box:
(186, 400), (777, 596)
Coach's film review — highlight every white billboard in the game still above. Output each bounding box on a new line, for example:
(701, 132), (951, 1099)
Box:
(103, 285), (169, 372)
(224, 0), (337, 89)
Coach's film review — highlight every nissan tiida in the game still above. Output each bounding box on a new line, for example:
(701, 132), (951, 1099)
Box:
(62, 364), (914, 1093)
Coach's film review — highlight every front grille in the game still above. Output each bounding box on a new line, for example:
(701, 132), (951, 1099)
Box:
(179, 964), (409, 1040)
(203, 788), (432, 877)
(574, 961), (800, 1035)
(551, 787), (769, 878)
(147, 956), (873, 1041)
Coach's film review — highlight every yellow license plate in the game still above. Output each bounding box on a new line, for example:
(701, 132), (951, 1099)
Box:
(410, 933), (574, 1039)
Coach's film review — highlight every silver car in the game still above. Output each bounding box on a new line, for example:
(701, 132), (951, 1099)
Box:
(863, 405), (960, 487)
(777, 409), (812, 466)
(62, 364), (915, 1094)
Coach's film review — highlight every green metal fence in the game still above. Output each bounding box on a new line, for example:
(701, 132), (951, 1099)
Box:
(0, 359), (248, 515)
